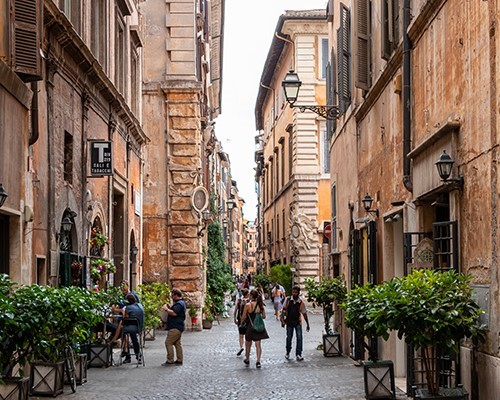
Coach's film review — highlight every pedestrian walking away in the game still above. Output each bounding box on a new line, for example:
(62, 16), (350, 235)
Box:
(161, 288), (186, 366)
(234, 288), (250, 356)
(281, 285), (310, 361)
(240, 289), (269, 368)
(271, 283), (284, 320)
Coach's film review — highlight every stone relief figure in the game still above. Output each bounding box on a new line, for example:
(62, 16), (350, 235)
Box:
(288, 205), (317, 252)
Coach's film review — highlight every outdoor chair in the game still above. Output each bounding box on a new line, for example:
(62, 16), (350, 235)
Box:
(120, 317), (145, 367)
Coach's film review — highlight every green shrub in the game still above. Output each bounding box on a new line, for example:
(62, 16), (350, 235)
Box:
(254, 273), (271, 294)
(269, 264), (292, 295)
(138, 282), (170, 330)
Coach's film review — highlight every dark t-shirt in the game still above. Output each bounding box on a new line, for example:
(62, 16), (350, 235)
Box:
(125, 302), (144, 331)
(166, 299), (186, 332)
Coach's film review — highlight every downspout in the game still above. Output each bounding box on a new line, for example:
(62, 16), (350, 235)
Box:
(29, 82), (39, 145)
(402, 0), (413, 192)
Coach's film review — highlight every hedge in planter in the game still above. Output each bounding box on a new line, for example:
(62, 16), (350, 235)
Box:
(138, 282), (171, 339)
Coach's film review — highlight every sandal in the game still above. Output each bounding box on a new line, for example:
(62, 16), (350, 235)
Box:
(243, 359), (249, 366)
(256, 362), (261, 369)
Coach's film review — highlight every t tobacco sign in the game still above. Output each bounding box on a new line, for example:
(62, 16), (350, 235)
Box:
(90, 141), (113, 176)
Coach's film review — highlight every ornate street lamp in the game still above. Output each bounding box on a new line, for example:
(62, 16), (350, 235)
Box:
(362, 193), (379, 218)
(61, 215), (73, 233)
(282, 70), (338, 120)
(435, 150), (464, 189)
(0, 184), (8, 208)
(130, 244), (139, 262)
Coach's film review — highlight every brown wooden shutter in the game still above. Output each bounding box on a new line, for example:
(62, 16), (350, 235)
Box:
(381, 0), (391, 60)
(392, 0), (400, 47)
(11, 0), (42, 80)
(354, 0), (371, 91)
(337, 3), (351, 115)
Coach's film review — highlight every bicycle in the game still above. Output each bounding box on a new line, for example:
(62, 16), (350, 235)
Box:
(63, 344), (77, 393)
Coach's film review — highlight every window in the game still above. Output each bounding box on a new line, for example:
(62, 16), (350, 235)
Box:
(355, 0), (371, 90)
(288, 134), (293, 179)
(91, 0), (106, 68)
(115, 10), (126, 96)
(320, 38), (329, 79)
(11, 0), (42, 78)
(382, 0), (400, 60)
(282, 209), (285, 240)
(62, 0), (81, 33)
(63, 131), (73, 184)
(277, 214), (280, 244)
(131, 48), (139, 115)
(337, 3), (351, 115)
(321, 128), (330, 174)
(280, 142), (285, 187)
(275, 149), (279, 190)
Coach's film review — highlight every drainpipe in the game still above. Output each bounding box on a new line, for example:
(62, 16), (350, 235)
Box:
(29, 82), (39, 145)
(402, 0), (413, 192)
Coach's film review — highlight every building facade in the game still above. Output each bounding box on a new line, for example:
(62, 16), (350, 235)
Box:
(141, 0), (224, 324)
(1, 0), (147, 289)
(255, 10), (330, 286)
(328, 0), (499, 397)
(243, 222), (257, 276)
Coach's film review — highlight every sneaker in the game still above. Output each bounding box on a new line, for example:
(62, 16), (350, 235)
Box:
(243, 359), (250, 366)
(256, 362), (261, 369)
(123, 357), (131, 364)
(296, 355), (304, 361)
(285, 353), (290, 360)
(174, 360), (183, 365)
(236, 348), (244, 356)
(161, 361), (175, 366)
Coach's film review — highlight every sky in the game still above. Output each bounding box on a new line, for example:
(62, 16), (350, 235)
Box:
(215, 0), (328, 222)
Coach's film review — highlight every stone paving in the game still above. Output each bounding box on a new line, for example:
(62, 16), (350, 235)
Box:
(33, 305), (408, 400)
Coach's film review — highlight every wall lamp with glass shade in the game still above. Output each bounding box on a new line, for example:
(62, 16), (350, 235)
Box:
(0, 184), (8, 208)
(435, 150), (464, 189)
(362, 194), (379, 218)
(282, 70), (338, 120)
(130, 244), (139, 262)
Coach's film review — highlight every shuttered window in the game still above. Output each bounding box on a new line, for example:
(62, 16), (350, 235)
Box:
(337, 3), (351, 116)
(326, 49), (337, 139)
(11, 0), (42, 79)
(381, 0), (400, 60)
(354, 0), (371, 91)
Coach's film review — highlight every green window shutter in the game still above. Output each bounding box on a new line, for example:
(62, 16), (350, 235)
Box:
(337, 3), (351, 115)
(354, 0), (371, 91)
(381, 0), (391, 60)
(11, 0), (42, 79)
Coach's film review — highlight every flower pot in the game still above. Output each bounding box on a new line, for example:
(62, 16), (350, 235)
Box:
(75, 353), (87, 385)
(363, 360), (396, 400)
(30, 360), (64, 397)
(144, 327), (156, 341)
(202, 319), (213, 329)
(322, 333), (341, 357)
(191, 317), (197, 325)
(414, 387), (468, 400)
(0, 376), (29, 400)
(88, 342), (112, 368)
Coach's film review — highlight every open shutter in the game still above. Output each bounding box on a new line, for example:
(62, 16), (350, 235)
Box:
(11, 0), (42, 80)
(326, 61), (333, 139)
(354, 0), (371, 91)
(392, 0), (400, 47)
(381, 0), (391, 60)
(337, 3), (351, 115)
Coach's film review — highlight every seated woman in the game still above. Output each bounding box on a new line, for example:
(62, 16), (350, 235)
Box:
(121, 294), (144, 363)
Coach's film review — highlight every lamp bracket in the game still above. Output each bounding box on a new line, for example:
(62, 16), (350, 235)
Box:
(443, 176), (464, 190)
(292, 104), (339, 120)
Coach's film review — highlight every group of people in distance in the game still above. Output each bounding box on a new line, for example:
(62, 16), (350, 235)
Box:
(234, 282), (310, 368)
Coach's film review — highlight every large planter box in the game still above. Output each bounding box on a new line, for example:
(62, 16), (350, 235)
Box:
(363, 360), (396, 399)
(202, 319), (213, 329)
(88, 343), (112, 368)
(75, 354), (87, 385)
(414, 387), (468, 400)
(0, 377), (29, 400)
(144, 327), (156, 341)
(322, 333), (341, 357)
(30, 361), (64, 397)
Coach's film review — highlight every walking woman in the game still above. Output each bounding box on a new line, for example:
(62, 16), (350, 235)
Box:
(233, 288), (250, 356)
(240, 289), (269, 368)
(271, 283), (284, 320)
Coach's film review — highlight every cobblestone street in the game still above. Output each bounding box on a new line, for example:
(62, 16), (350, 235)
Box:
(35, 306), (408, 400)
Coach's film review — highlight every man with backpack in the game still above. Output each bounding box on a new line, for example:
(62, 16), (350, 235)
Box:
(281, 285), (310, 361)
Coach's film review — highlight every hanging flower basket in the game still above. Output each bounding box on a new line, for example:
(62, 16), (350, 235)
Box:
(90, 259), (116, 285)
(89, 228), (110, 248)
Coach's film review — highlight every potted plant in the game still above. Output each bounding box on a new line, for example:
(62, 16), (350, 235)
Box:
(381, 269), (485, 399)
(304, 276), (346, 357)
(343, 269), (485, 400)
(189, 304), (197, 325)
(137, 282), (171, 340)
(90, 258), (116, 290)
(343, 282), (396, 399)
(202, 294), (215, 330)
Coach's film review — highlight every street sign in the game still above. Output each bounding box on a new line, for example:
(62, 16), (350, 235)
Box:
(90, 141), (113, 176)
(324, 222), (332, 240)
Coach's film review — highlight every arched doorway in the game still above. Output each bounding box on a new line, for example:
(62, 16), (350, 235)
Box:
(58, 208), (84, 287)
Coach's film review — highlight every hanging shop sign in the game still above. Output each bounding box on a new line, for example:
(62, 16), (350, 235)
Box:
(90, 141), (113, 176)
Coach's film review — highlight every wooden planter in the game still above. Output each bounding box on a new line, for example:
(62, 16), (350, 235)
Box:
(30, 360), (64, 397)
(88, 342), (112, 368)
(144, 327), (156, 341)
(75, 353), (87, 385)
(0, 377), (29, 400)
(363, 360), (396, 400)
(202, 319), (213, 329)
(414, 387), (468, 400)
(322, 333), (341, 357)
